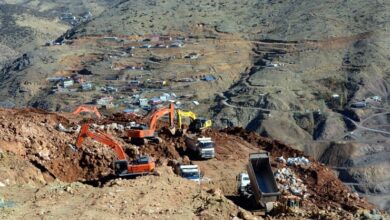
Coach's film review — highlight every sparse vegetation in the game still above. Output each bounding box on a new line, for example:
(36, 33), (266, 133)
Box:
(0, 0), (389, 214)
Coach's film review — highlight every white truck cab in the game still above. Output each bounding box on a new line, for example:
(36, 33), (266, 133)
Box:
(237, 172), (250, 195)
(179, 165), (201, 183)
(185, 135), (215, 159)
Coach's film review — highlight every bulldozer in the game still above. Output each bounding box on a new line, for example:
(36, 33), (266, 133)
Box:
(176, 109), (212, 133)
(73, 105), (102, 118)
(74, 124), (155, 177)
(127, 103), (175, 145)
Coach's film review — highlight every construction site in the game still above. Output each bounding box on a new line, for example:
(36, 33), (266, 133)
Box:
(0, 0), (390, 219)
(0, 106), (386, 219)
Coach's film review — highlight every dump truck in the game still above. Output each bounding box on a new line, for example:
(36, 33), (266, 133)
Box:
(176, 164), (201, 183)
(247, 152), (280, 207)
(184, 134), (215, 159)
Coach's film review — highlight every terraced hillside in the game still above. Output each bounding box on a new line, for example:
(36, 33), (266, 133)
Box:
(0, 0), (389, 211)
(0, 0), (118, 65)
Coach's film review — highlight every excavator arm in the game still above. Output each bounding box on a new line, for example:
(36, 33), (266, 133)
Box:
(75, 124), (127, 160)
(75, 124), (155, 177)
(176, 109), (212, 132)
(73, 105), (102, 118)
(149, 103), (175, 130)
(128, 103), (175, 139)
(177, 109), (197, 128)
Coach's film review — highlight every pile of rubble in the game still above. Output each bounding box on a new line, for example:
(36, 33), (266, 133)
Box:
(56, 123), (80, 133)
(56, 122), (130, 133)
(274, 168), (308, 197)
(276, 156), (310, 166)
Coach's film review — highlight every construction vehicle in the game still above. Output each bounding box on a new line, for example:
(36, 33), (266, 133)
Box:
(237, 172), (251, 196)
(184, 134), (215, 159)
(175, 164), (201, 183)
(247, 152), (280, 207)
(176, 109), (212, 133)
(75, 124), (155, 177)
(73, 105), (102, 118)
(127, 103), (175, 144)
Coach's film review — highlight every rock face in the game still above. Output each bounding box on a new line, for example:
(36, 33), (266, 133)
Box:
(315, 142), (390, 211)
(0, 53), (31, 76)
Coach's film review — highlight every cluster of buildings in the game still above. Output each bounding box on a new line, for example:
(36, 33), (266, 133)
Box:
(331, 93), (383, 109)
(46, 33), (219, 115)
(59, 11), (92, 26)
(351, 95), (382, 108)
(47, 74), (93, 93)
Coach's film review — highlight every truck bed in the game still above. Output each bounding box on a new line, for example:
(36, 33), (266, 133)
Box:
(251, 158), (277, 193)
(247, 153), (280, 206)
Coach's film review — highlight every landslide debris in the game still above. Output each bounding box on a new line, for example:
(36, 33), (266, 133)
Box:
(0, 109), (387, 219)
(0, 166), (239, 219)
(0, 108), (115, 184)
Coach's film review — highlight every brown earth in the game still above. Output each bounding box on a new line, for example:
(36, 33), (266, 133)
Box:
(0, 0), (389, 213)
(0, 108), (115, 183)
(0, 108), (387, 219)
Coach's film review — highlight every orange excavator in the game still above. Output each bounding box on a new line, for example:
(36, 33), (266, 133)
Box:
(75, 124), (155, 177)
(127, 103), (175, 145)
(73, 105), (102, 118)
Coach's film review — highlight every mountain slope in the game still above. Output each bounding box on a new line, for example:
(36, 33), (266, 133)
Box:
(0, 0), (389, 211)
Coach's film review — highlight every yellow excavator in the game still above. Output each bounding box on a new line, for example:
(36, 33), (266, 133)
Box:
(177, 109), (212, 133)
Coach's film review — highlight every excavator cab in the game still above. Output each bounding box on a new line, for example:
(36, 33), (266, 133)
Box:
(189, 117), (212, 132)
(176, 109), (212, 133)
(130, 124), (148, 130)
(114, 155), (155, 177)
(128, 103), (175, 145)
(114, 160), (129, 176)
(134, 155), (151, 164)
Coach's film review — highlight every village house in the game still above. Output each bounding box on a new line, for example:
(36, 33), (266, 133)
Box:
(61, 78), (74, 88)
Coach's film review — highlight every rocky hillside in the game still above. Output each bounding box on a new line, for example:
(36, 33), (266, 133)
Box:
(0, 0), (118, 64)
(79, 0), (390, 211)
(0, 0), (389, 212)
(77, 0), (389, 40)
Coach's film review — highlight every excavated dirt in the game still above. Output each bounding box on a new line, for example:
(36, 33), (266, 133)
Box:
(0, 109), (387, 219)
(0, 108), (115, 184)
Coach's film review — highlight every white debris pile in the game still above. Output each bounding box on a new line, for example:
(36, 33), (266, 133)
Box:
(104, 123), (125, 132)
(57, 122), (127, 133)
(287, 157), (310, 166)
(38, 150), (50, 160)
(276, 156), (286, 164)
(90, 123), (125, 132)
(274, 168), (308, 196)
(56, 123), (80, 133)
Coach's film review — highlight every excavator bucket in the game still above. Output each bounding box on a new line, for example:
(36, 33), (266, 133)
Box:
(68, 144), (77, 151)
(73, 105), (102, 118)
(175, 128), (186, 136)
(168, 126), (176, 135)
(204, 119), (212, 128)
